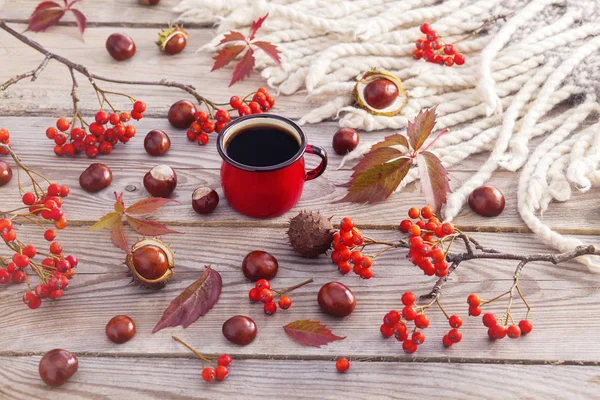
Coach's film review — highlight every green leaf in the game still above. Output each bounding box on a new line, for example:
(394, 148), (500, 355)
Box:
(351, 147), (405, 177)
(407, 107), (437, 152)
(88, 212), (122, 231)
(111, 221), (130, 254)
(417, 151), (451, 213)
(126, 216), (182, 236)
(125, 197), (178, 215)
(283, 320), (345, 348)
(371, 133), (409, 152)
(337, 157), (412, 203)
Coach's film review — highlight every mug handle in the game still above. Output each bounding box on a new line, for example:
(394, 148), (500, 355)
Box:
(305, 144), (328, 181)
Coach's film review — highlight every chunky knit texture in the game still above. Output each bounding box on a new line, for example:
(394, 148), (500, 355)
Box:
(176, 0), (600, 269)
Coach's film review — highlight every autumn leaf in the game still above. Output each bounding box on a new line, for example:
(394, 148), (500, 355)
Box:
(418, 151), (451, 213)
(211, 45), (246, 72)
(371, 133), (409, 152)
(218, 31), (246, 45)
(253, 41), (282, 64)
(407, 107), (437, 152)
(337, 157), (412, 203)
(351, 146), (405, 176)
(248, 13), (269, 41)
(26, 0), (87, 36)
(152, 266), (222, 333)
(229, 49), (255, 87)
(125, 197), (178, 215)
(111, 221), (129, 254)
(114, 192), (125, 213)
(283, 320), (345, 348)
(126, 216), (182, 236)
(88, 212), (122, 231)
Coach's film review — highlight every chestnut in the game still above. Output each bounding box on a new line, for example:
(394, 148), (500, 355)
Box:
(332, 128), (360, 155)
(318, 282), (356, 317)
(363, 78), (399, 110)
(143, 165), (177, 197)
(168, 100), (197, 129)
(0, 160), (12, 187)
(144, 129), (171, 156)
(79, 163), (112, 193)
(157, 27), (188, 55)
(106, 315), (136, 344)
(106, 33), (136, 61)
(126, 238), (175, 289)
(39, 349), (78, 387)
(468, 185), (505, 217)
(242, 250), (278, 281)
(192, 187), (219, 214)
(222, 315), (257, 346)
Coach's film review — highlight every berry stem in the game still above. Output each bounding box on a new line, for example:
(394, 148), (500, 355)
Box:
(171, 336), (215, 367)
(435, 298), (450, 320)
(275, 277), (314, 295)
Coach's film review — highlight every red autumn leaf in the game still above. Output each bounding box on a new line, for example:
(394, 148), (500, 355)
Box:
(248, 13), (269, 41)
(211, 45), (246, 72)
(27, 3), (65, 33)
(218, 31), (247, 46)
(111, 221), (130, 254)
(407, 107), (437, 152)
(370, 133), (409, 152)
(152, 266), (222, 333)
(283, 320), (345, 348)
(125, 197), (178, 215)
(88, 212), (122, 231)
(253, 41), (282, 65)
(417, 151), (451, 213)
(337, 157), (412, 203)
(351, 146), (405, 177)
(69, 8), (87, 36)
(229, 48), (255, 87)
(114, 192), (125, 213)
(126, 216), (182, 236)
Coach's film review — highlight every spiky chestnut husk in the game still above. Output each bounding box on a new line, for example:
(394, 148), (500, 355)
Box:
(353, 68), (408, 116)
(287, 210), (334, 258)
(126, 238), (174, 289)
(156, 25), (188, 55)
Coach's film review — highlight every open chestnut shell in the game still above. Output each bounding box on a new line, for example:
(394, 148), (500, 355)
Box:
(126, 238), (175, 289)
(354, 69), (408, 116)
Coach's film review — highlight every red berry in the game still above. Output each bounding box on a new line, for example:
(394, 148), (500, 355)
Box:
(467, 293), (481, 306)
(22, 244), (37, 259)
(384, 310), (401, 326)
(408, 207), (420, 219)
(109, 113), (121, 125)
(95, 110), (110, 125)
(85, 146), (99, 158)
(491, 324), (507, 339)
(412, 49), (423, 60)
(402, 306), (418, 321)
(0, 269), (9, 284)
(197, 133), (209, 145)
(215, 109), (230, 123)
(443, 44), (456, 55)
(202, 121), (215, 133)
(449, 315), (462, 328)
(340, 217), (354, 231)
(420, 206), (433, 219)
(337, 261), (352, 274)
(264, 301), (277, 315)
(278, 295), (292, 310)
(441, 222), (454, 235)
(215, 365), (229, 381)
(414, 314), (429, 329)
(259, 288), (274, 304)
(49, 242), (63, 255)
(402, 339), (418, 354)
(133, 100), (147, 113)
(360, 256), (372, 269)
(23, 292), (42, 309)
(394, 322), (408, 341)
(48, 288), (63, 300)
(359, 267), (373, 279)
(229, 96), (243, 109)
(519, 319), (533, 334)
(399, 219), (412, 232)
(507, 324), (521, 339)
(56, 118), (70, 132)
(482, 313), (497, 328)
(401, 291), (416, 306)
(255, 279), (270, 291)
(420, 23), (432, 34)
(217, 354), (232, 367)
(131, 110), (144, 120)
(248, 287), (260, 302)
(469, 306), (482, 317)
(380, 323), (395, 338)
(46, 127), (58, 139)
(12, 270), (26, 283)
(442, 334), (453, 347)
(426, 31), (438, 41)
(454, 53), (465, 65)
(239, 105), (251, 116)
(22, 192), (36, 205)
(54, 133), (67, 146)
(350, 250), (363, 265)
(412, 331), (425, 345)
(408, 225), (421, 237)
(202, 367), (215, 382)
(448, 328), (462, 343)
(336, 357), (350, 373)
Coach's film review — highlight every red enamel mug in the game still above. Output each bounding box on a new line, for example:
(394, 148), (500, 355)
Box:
(217, 114), (328, 218)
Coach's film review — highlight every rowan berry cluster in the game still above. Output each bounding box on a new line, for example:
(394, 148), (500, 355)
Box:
(467, 293), (533, 340)
(0, 128), (10, 155)
(186, 88), (276, 146)
(46, 100), (146, 158)
(0, 150), (78, 309)
(172, 336), (232, 383)
(413, 23), (466, 67)
(331, 217), (374, 279)
(380, 291), (463, 353)
(248, 277), (312, 316)
(400, 206), (454, 277)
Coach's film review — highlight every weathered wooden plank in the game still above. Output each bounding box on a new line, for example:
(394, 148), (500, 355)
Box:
(2, 356), (600, 400)
(1, 225), (599, 361)
(0, 24), (312, 118)
(1, 0), (183, 25)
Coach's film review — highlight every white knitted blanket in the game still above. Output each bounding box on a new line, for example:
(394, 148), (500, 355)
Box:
(176, 0), (600, 270)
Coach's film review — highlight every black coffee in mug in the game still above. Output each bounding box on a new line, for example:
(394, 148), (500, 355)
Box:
(225, 124), (301, 167)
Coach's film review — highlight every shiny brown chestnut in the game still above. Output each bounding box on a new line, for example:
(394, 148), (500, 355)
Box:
(242, 250), (278, 281)
(332, 128), (360, 155)
(192, 187), (219, 214)
(79, 163), (112, 193)
(0, 160), (12, 187)
(126, 238), (175, 289)
(363, 78), (399, 110)
(318, 282), (356, 317)
(468, 185), (505, 217)
(144, 130), (171, 156)
(106, 315), (136, 344)
(222, 315), (257, 346)
(106, 33), (136, 61)
(143, 165), (177, 197)
(168, 100), (197, 129)
(39, 349), (78, 387)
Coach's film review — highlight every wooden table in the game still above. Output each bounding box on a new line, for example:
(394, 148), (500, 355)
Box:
(1, 2), (599, 399)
